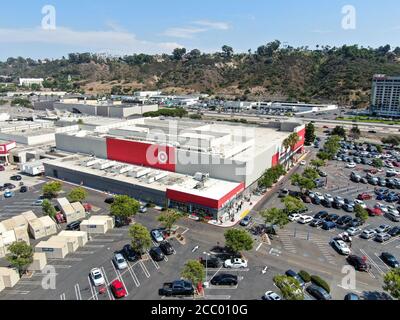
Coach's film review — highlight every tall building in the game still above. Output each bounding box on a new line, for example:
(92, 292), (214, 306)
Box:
(370, 74), (400, 117)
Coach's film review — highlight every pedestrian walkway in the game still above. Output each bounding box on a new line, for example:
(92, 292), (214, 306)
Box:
(276, 229), (297, 254)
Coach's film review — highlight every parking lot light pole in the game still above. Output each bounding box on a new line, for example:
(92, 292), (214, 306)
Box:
(203, 252), (210, 287)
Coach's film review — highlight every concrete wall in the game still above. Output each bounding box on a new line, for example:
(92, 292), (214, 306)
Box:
(55, 134), (107, 158)
(44, 163), (166, 205)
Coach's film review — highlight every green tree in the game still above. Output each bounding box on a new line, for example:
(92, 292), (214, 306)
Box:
(317, 151), (331, 161)
(260, 208), (289, 228)
(224, 229), (254, 254)
(282, 196), (306, 214)
(372, 158), (383, 168)
(305, 123), (316, 146)
(310, 159), (326, 168)
(291, 173), (316, 192)
(273, 275), (304, 300)
(375, 144), (383, 153)
(383, 268), (400, 299)
(110, 195), (140, 219)
(6, 241), (34, 276)
(158, 209), (182, 233)
(128, 223), (152, 254)
(181, 260), (205, 287)
(354, 205), (369, 223)
(323, 135), (341, 158)
(382, 135), (400, 146)
(67, 187), (88, 203)
(42, 181), (63, 198)
(222, 45), (234, 58)
(331, 126), (346, 139)
(303, 167), (320, 180)
(42, 199), (57, 218)
(350, 125), (361, 140)
(172, 48), (187, 60)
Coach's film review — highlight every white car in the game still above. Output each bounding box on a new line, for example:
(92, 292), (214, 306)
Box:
(151, 229), (164, 242)
(298, 215), (313, 224)
(90, 268), (105, 286)
(315, 192), (324, 201)
(346, 162), (357, 168)
(263, 291), (282, 300)
(361, 229), (377, 239)
(288, 213), (302, 222)
(324, 194), (334, 203)
(331, 239), (351, 255)
(354, 199), (367, 209)
(386, 169), (399, 175)
(300, 160), (306, 166)
(113, 253), (128, 270)
(347, 227), (362, 236)
(224, 258), (248, 269)
(308, 192), (316, 199)
(334, 196), (345, 205)
(375, 203), (389, 213)
(34, 199), (44, 206)
(375, 224), (392, 234)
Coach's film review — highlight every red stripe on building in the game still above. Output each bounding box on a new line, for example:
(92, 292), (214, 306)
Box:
(167, 182), (245, 210)
(106, 138), (176, 172)
(271, 152), (280, 167)
(293, 127), (306, 151)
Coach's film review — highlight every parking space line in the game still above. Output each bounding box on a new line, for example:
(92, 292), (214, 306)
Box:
(60, 293), (66, 300)
(100, 267), (114, 300)
(360, 249), (384, 276)
(4, 290), (30, 295)
(139, 260), (151, 278)
(88, 276), (98, 301)
(146, 251), (160, 270)
(374, 253), (391, 272)
(111, 261), (129, 297)
(74, 284), (82, 300)
(127, 261), (141, 287)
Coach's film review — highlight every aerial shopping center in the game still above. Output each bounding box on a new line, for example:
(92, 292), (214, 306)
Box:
(43, 117), (305, 222)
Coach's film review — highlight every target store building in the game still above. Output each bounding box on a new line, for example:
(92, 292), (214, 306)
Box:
(47, 117), (305, 220)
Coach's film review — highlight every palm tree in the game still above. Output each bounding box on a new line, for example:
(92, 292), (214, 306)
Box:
(282, 133), (300, 169)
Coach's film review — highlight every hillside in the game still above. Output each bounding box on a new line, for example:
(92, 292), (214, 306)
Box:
(1, 42), (400, 107)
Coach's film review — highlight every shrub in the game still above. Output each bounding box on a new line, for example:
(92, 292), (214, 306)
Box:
(310, 275), (330, 293)
(298, 270), (311, 283)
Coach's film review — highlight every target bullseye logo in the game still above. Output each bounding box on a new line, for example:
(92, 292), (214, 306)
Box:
(158, 151), (168, 164)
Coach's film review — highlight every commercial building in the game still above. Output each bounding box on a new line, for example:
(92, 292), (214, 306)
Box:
(258, 102), (338, 114)
(44, 116), (305, 221)
(53, 98), (158, 118)
(370, 74), (400, 117)
(19, 78), (44, 87)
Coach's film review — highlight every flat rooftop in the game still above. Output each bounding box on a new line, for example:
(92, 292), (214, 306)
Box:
(0, 121), (55, 136)
(43, 155), (242, 197)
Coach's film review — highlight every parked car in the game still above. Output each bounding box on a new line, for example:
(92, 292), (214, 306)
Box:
(385, 211), (400, 222)
(122, 244), (140, 262)
(149, 247), (165, 262)
(380, 252), (399, 268)
(224, 258), (248, 269)
(358, 193), (372, 200)
(326, 214), (339, 222)
(314, 211), (328, 220)
(10, 175), (22, 181)
(310, 219), (323, 228)
(298, 215), (313, 224)
(111, 280), (127, 298)
(331, 239), (351, 255)
(375, 225), (392, 234)
(375, 233), (391, 243)
(306, 284), (331, 300)
(344, 293), (361, 300)
(34, 199), (44, 206)
(66, 221), (81, 231)
(301, 194), (312, 203)
(321, 199), (332, 208)
(240, 215), (252, 226)
(285, 270), (305, 287)
(151, 229), (164, 243)
(3, 183), (15, 189)
(342, 204), (354, 212)
(278, 189), (289, 198)
(288, 213), (302, 222)
(4, 190), (13, 198)
(90, 268), (105, 286)
(347, 227), (363, 236)
(361, 229), (377, 239)
(322, 221), (336, 230)
(346, 162), (357, 168)
(347, 255), (369, 272)
(263, 291), (282, 301)
(139, 206), (147, 213)
(200, 257), (221, 268)
(388, 226), (400, 237)
(159, 280), (194, 296)
(210, 274), (238, 286)
(19, 186), (28, 193)
(159, 241), (174, 255)
(113, 253), (128, 270)
(104, 197), (115, 204)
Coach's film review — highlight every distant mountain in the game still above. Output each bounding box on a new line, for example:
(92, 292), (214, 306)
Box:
(2, 42), (400, 107)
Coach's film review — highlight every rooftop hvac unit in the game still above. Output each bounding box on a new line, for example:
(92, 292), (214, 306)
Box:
(154, 171), (169, 181)
(94, 161), (115, 170)
(85, 158), (101, 167)
(194, 172), (209, 182)
(128, 167), (151, 178)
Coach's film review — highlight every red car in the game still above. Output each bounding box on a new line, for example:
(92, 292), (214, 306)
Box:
(358, 193), (372, 201)
(0, 165), (5, 171)
(110, 280), (127, 298)
(367, 207), (383, 216)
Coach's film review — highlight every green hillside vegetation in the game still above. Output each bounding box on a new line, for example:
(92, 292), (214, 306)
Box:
(2, 42), (400, 107)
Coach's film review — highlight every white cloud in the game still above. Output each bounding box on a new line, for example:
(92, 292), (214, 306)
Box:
(0, 26), (183, 55)
(162, 27), (207, 39)
(162, 20), (230, 39)
(193, 20), (230, 30)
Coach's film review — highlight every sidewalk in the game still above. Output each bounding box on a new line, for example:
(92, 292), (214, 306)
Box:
(207, 150), (311, 228)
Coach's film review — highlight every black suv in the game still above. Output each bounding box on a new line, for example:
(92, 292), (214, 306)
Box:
(200, 257), (221, 268)
(122, 244), (140, 262)
(66, 221), (81, 231)
(210, 274), (238, 286)
(159, 241), (174, 255)
(149, 247), (165, 262)
(347, 255), (369, 271)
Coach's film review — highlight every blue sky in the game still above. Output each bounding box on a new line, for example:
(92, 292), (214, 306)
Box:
(0, 0), (399, 60)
